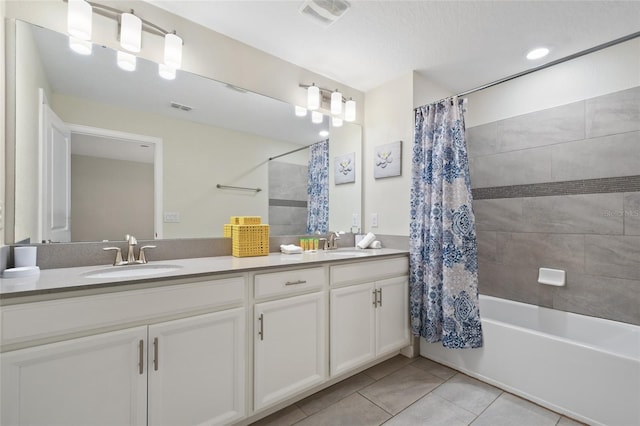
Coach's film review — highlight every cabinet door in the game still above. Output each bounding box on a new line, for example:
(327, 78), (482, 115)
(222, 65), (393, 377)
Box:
(375, 276), (410, 355)
(148, 308), (245, 426)
(0, 327), (147, 426)
(330, 282), (376, 376)
(254, 292), (326, 410)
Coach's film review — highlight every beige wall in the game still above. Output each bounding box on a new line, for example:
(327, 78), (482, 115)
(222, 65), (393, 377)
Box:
(14, 20), (52, 243)
(1, 0), (6, 245)
(71, 155), (154, 241)
(329, 123), (362, 232)
(53, 94), (306, 238)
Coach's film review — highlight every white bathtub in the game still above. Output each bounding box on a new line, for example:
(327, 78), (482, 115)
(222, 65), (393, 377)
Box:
(421, 295), (640, 426)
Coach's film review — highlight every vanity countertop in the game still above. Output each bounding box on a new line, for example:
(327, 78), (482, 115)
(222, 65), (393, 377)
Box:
(0, 248), (409, 300)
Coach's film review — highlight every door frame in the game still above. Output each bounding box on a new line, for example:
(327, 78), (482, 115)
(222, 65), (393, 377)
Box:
(66, 124), (164, 239)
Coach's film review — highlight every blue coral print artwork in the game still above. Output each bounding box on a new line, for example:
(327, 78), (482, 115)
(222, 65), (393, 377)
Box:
(374, 141), (402, 178)
(410, 98), (483, 349)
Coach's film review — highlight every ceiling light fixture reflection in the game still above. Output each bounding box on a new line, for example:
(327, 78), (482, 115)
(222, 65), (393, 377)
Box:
(332, 116), (343, 127)
(312, 110), (323, 124)
(158, 63), (176, 80)
(69, 37), (92, 55)
(319, 130), (329, 137)
(117, 51), (137, 71)
(526, 47), (550, 60)
(295, 106), (308, 117)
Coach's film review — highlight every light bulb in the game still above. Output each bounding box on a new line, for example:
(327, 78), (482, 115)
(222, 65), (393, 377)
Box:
(164, 33), (183, 69)
(69, 37), (92, 55)
(312, 111), (323, 124)
(332, 116), (343, 127)
(158, 63), (176, 80)
(67, 0), (92, 40)
(331, 90), (342, 115)
(120, 12), (142, 53)
(295, 106), (308, 117)
(307, 84), (320, 111)
(344, 98), (356, 122)
(117, 51), (136, 71)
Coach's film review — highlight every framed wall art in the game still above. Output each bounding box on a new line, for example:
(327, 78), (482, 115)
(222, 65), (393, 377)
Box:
(374, 141), (402, 178)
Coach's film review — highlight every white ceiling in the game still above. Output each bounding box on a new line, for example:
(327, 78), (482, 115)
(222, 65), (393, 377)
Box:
(147, 0), (640, 93)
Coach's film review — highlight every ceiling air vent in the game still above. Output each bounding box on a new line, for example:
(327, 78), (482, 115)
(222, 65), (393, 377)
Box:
(299, 0), (351, 27)
(170, 101), (192, 112)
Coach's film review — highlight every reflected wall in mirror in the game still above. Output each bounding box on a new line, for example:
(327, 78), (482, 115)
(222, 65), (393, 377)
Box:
(9, 20), (362, 243)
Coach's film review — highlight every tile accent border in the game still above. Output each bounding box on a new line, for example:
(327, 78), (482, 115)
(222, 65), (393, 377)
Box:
(269, 198), (308, 208)
(472, 175), (640, 200)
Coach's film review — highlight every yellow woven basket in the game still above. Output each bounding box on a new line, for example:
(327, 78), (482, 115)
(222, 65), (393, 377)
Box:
(231, 224), (269, 257)
(230, 216), (262, 225)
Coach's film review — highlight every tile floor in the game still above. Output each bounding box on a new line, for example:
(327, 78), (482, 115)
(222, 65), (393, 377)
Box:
(251, 355), (586, 426)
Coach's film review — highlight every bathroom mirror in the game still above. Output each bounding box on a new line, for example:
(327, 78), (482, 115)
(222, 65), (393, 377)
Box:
(7, 20), (362, 243)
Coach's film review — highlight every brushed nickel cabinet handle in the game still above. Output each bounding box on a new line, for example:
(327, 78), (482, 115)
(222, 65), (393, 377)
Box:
(377, 288), (382, 307)
(138, 340), (144, 375)
(372, 289), (378, 306)
(258, 314), (264, 341)
(285, 280), (307, 286)
(153, 337), (159, 371)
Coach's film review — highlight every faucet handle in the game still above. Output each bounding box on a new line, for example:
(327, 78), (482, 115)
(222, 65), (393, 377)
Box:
(319, 238), (328, 250)
(137, 245), (157, 264)
(103, 247), (124, 266)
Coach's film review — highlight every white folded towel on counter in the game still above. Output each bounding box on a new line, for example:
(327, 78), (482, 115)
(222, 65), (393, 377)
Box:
(280, 244), (303, 254)
(357, 232), (377, 249)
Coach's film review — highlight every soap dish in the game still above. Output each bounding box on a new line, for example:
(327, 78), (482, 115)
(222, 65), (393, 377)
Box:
(2, 266), (40, 278)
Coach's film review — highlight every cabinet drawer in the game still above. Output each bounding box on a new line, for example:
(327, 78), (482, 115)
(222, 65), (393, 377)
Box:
(1, 277), (245, 346)
(254, 267), (325, 299)
(330, 257), (408, 286)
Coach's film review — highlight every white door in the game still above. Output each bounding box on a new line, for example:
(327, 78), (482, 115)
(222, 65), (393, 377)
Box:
(40, 95), (71, 242)
(147, 309), (246, 426)
(375, 276), (410, 355)
(330, 282), (376, 376)
(254, 292), (326, 410)
(0, 327), (147, 426)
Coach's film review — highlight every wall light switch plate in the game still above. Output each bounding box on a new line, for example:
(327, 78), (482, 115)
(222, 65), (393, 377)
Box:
(164, 212), (181, 223)
(352, 213), (360, 227)
(371, 213), (378, 227)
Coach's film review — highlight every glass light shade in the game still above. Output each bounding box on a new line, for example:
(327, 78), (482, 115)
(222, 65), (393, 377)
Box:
(319, 130), (329, 137)
(344, 98), (356, 122)
(120, 13), (142, 53)
(117, 51), (137, 71)
(68, 0), (92, 40)
(69, 37), (92, 55)
(307, 84), (320, 110)
(332, 116), (343, 127)
(164, 33), (183, 69)
(295, 105), (308, 117)
(158, 63), (176, 80)
(331, 90), (342, 115)
(311, 111), (323, 124)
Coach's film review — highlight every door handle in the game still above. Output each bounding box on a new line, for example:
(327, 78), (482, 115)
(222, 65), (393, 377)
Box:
(153, 337), (159, 371)
(377, 288), (382, 307)
(138, 339), (144, 375)
(372, 289), (378, 306)
(258, 314), (264, 341)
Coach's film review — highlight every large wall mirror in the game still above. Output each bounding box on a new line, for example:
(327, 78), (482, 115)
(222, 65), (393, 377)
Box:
(7, 20), (362, 243)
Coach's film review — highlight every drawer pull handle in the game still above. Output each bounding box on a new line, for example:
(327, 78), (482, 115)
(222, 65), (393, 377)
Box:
(372, 289), (377, 306)
(285, 280), (307, 286)
(377, 288), (382, 307)
(258, 314), (264, 340)
(138, 340), (144, 375)
(153, 337), (159, 371)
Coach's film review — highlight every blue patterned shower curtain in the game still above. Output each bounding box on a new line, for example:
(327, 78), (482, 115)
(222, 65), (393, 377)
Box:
(307, 139), (329, 234)
(410, 98), (483, 349)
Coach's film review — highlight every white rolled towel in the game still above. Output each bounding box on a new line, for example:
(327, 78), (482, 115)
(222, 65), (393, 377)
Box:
(357, 232), (376, 249)
(280, 244), (302, 254)
(370, 240), (382, 249)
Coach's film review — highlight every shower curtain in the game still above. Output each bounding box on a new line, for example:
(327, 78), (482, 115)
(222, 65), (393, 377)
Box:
(410, 97), (483, 349)
(306, 139), (329, 234)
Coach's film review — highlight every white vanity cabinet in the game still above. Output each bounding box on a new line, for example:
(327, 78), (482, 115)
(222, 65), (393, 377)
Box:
(0, 276), (246, 426)
(329, 258), (410, 376)
(253, 267), (327, 410)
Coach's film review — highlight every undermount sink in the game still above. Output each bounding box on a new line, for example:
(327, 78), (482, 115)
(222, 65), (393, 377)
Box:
(82, 264), (183, 279)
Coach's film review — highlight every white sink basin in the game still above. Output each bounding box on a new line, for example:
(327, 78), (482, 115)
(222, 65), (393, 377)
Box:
(82, 264), (183, 279)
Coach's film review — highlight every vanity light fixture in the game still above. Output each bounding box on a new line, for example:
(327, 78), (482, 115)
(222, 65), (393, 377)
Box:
(526, 47), (550, 60)
(295, 105), (308, 117)
(164, 32), (183, 69)
(331, 89), (343, 115)
(332, 116), (343, 127)
(158, 63), (176, 80)
(308, 83), (321, 110)
(344, 98), (356, 122)
(117, 50), (136, 71)
(67, 0), (92, 41)
(120, 12), (142, 53)
(312, 110), (324, 124)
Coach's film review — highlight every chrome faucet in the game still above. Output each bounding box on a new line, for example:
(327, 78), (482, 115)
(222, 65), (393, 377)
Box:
(103, 235), (156, 266)
(326, 231), (340, 250)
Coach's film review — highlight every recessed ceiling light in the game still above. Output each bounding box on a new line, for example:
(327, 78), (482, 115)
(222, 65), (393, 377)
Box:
(526, 47), (550, 60)
(319, 130), (329, 137)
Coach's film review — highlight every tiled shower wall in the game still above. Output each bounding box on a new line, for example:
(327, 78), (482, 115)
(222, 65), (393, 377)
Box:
(268, 161), (308, 235)
(468, 86), (640, 325)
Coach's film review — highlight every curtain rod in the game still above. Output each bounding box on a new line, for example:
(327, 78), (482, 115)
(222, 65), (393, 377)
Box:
(269, 144), (311, 161)
(418, 30), (640, 109)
